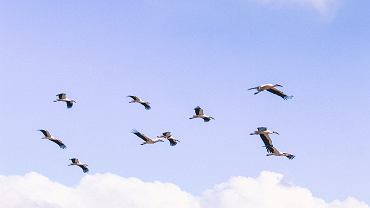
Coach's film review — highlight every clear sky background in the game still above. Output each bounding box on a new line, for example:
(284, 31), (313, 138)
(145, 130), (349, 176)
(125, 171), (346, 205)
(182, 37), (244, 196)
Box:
(0, 0), (369, 206)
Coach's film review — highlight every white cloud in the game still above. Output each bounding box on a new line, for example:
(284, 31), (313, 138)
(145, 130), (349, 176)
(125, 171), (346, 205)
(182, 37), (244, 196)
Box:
(0, 171), (367, 208)
(254, 0), (338, 16)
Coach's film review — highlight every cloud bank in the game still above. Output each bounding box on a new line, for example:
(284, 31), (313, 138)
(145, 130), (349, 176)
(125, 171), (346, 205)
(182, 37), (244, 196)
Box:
(0, 171), (367, 208)
(254, 0), (338, 16)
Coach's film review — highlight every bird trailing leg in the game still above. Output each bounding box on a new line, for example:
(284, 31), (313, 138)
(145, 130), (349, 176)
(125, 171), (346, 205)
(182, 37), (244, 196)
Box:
(248, 87), (258, 90)
(254, 91), (261, 95)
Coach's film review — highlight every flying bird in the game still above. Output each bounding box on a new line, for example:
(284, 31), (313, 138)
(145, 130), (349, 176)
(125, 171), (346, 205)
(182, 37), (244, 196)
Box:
(157, 132), (180, 146)
(38, 129), (66, 149)
(127, 95), (151, 110)
(248, 84), (293, 100)
(250, 127), (295, 160)
(189, 106), (215, 122)
(69, 158), (89, 173)
(54, 93), (76, 108)
(132, 129), (164, 145)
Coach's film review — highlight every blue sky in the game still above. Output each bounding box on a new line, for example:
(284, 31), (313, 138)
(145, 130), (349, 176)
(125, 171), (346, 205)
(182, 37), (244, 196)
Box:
(0, 0), (370, 206)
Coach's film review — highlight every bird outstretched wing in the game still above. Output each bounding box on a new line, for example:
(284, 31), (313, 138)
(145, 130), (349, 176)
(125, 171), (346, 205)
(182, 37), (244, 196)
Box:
(141, 102), (151, 110)
(39, 129), (51, 137)
(257, 127), (267, 131)
(127, 95), (139, 101)
(286, 154), (295, 160)
(267, 88), (292, 100)
(57, 93), (66, 99)
(168, 138), (179, 146)
(194, 106), (203, 115)
(79, 164), (89, 173)
(70, 158), (79, 164)
(132, 129), (151, 142)
(51, 139), (67, 149)
(66, 101), (74, 108)
(162, 132), (171, 138)
(259, 134), (274, 153)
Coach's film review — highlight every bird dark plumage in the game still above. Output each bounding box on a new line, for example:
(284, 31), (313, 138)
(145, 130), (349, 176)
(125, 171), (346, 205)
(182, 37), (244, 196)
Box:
(79, 165), (89, 173)
(131, 129), (149, 142)
(203, 117), (211, 122)
(141, 102), (151, 110)
(267, 89), (293, 100)
(70, 158), (79, 164)
(66, 101), (74, 108)
(286, 154), (295, 160)
(259, 134), (274, 153)
(39, 129), (51, 137)
(127, 95), (139, 101)
(194, 106), (203, 115)
(257, 127), (267, 131)
(162, 132), (171, 137)
(168, 138), (179, 146)
(51, 139), (67, 149)
(57, 93), (66, 99)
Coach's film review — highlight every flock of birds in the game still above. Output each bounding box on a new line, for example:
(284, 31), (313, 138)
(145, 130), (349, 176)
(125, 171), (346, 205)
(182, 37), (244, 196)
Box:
(38, 83), (294, 173)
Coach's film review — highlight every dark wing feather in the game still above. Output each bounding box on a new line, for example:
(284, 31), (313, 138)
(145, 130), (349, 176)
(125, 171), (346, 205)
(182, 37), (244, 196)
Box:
(57, 93), (66, 99)
(168, 138), (178, 146)
(70, 158), (79, 164)
(257, 127), (267, 131)
(79, 164), (89, 173)
(203, 117), (211, 122)
(163, 132), (171, 137)
(267, 88), (290, 99)
(141, 102), (151, 110)
(259, 134), (274, 153)
(286, 154), (295, 160)
(51, 139), (66, 149)
(39, 129), (51, 137)
(66, 101), (74, 108)
(132, 129), (150, 142)
(194, 106), (203, 115)
(127, 95), (139, 101)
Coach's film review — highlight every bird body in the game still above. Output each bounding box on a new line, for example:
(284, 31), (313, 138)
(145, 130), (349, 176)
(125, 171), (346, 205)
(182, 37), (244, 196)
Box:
(54, 93), (76, 108)
(189, 106), (215, 122)
(248, 83), (293, 100)
(132, 129), (164, 145)
(38, 129), (66, 149)
(69, 158), (89, 173)
(127, 95), (151, 110)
